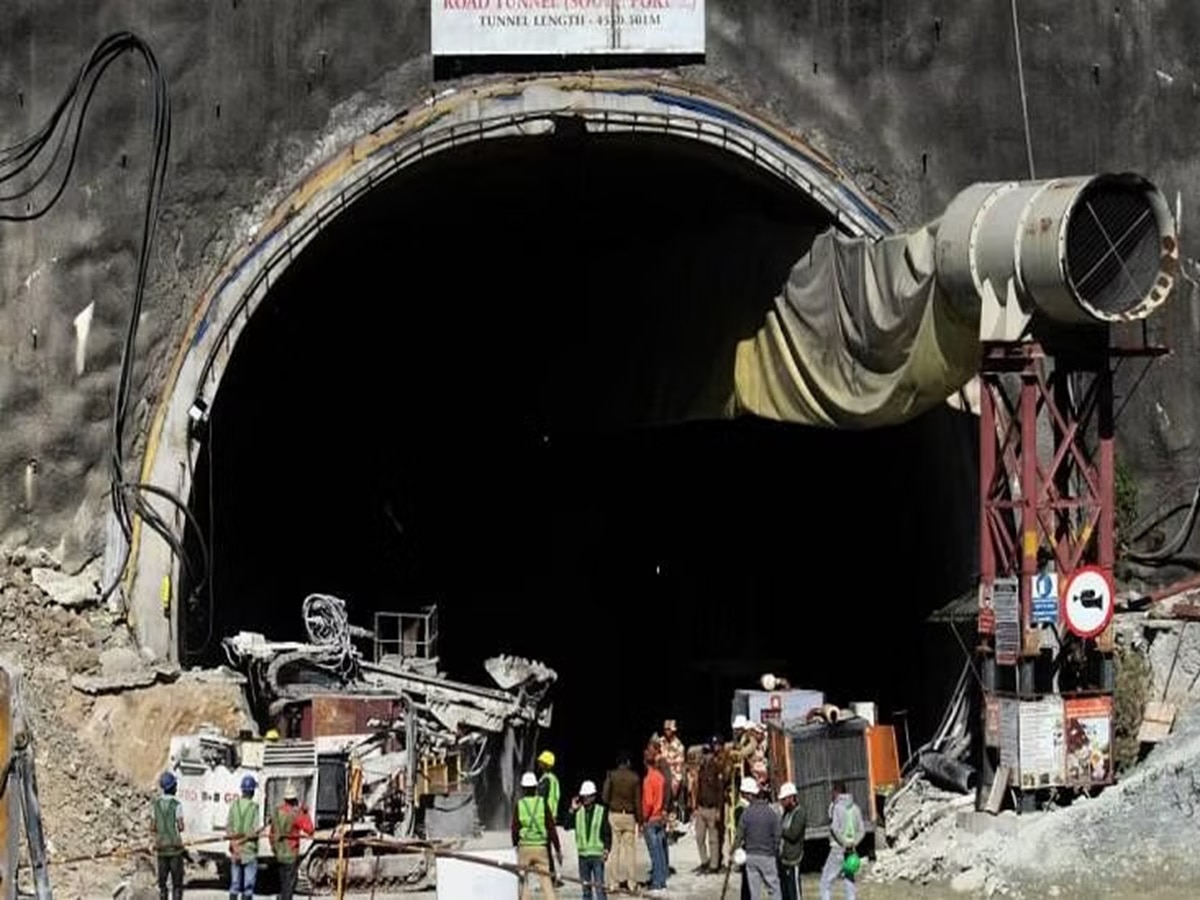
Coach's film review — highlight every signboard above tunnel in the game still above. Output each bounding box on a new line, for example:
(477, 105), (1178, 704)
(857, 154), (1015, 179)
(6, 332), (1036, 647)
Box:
(431, 0), (706, 57)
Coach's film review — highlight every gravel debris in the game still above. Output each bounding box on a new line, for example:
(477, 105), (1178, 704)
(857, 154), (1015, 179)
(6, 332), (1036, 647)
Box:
(869, 701), (1200, 896)
(1, 551), (153, 860)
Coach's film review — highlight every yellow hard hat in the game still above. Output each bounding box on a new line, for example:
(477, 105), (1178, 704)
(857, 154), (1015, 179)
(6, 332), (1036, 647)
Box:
(264, 729), (280, 741)
(537, 750), (555, 768)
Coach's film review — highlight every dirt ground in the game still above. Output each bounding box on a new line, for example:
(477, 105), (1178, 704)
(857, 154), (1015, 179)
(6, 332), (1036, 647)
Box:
(36, 825), (1196, 899)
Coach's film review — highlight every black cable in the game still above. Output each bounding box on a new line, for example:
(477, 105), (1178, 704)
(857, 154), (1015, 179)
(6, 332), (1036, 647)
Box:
(1127, 479), (1200, 565)
(0, 33), (206, 606)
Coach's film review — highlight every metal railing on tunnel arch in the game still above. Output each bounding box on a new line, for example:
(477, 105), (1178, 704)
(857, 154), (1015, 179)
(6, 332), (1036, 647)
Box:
(190, 97), (893, 404)
(126, 77), (903, 661)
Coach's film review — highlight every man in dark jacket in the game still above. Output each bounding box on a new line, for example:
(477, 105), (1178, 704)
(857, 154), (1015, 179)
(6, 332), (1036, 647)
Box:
(601, 752), (641, 891)
(733, 777), (781, 900)
(693, 738), (727, 873)
(777, 781), (808, 899)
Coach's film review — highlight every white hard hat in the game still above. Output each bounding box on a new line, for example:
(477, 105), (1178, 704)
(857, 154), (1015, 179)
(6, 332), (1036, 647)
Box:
(283, 781), (299, 801)
(778, 782), (798, 801)
(760, 673), (778, 691)
(580, 780), (597, 797)
(521, 772), (538, 788)
(733, 847), (747, 866)
(732, 714), (750, 730)
(740, 776), (759, 795)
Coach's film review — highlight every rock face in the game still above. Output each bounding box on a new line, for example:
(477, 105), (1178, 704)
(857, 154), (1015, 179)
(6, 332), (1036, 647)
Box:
(1, 1), (1199, 572)
(0, 550), (154, 871)
(0, 549), (253, 895)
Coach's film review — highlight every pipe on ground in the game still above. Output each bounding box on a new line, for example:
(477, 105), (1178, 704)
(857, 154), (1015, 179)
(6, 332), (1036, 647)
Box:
(918, 750), (978, 795)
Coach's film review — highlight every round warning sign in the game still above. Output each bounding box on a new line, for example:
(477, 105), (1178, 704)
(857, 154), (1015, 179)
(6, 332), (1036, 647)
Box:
(1061, 565), (1115, 639)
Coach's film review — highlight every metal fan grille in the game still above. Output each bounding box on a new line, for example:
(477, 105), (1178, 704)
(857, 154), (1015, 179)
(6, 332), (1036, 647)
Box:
(1065, 183), (1161, 316)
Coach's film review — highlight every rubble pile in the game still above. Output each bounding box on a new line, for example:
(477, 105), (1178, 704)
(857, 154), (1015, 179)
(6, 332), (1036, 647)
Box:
(0, 548), (154, 864)
(993, 701), (1200, 886)
(869, 707), (1200, 895)
(869, 774), (1011, 896)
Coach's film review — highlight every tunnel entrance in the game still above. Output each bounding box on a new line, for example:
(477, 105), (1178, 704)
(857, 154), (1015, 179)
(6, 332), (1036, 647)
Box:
(179, 128), (978, 795)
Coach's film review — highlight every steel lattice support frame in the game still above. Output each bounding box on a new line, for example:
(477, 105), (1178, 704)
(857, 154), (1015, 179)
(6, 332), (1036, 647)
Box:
(977, 341), (1115, 638)
(975, 338), (1118, 806)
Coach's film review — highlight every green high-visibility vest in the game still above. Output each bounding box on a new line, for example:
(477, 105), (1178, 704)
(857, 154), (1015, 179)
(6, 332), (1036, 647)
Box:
(153, 797), (183, 857)
(518, 796), (549, 847)
(227, 797), (259, 863)
(273, 807), (300, 863)
(540, 772), (561, 818)
(574, 803), (606, 858)
(840, 804), (862, 844)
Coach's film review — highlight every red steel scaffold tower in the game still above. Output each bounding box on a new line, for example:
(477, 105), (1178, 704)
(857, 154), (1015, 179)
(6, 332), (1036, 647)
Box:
(932, 173), (1177, 809)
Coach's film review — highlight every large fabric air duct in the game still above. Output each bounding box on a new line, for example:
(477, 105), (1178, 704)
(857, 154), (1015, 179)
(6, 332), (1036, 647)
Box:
(731, 173), (1178, 428)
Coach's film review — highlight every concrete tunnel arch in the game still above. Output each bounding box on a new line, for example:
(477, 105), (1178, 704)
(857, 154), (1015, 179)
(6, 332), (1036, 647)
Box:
(122, 74), (899, 661)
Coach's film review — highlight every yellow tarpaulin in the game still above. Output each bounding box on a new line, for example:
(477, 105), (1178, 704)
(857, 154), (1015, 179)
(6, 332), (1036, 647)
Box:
(730, 222), (981, 429)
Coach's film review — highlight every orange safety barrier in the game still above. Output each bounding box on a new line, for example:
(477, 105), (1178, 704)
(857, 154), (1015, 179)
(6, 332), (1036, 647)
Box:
(865, 724), (902, 821)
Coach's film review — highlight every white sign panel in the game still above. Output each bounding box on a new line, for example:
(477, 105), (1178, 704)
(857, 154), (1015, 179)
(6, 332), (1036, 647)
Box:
(1061, 565), (1114, 639)
(1017, 697), (1065, 790)
(431, 0), (706, 57)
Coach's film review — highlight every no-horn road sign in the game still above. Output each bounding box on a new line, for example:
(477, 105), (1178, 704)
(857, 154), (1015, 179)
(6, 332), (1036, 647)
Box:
(1061, 565), (1115, 639)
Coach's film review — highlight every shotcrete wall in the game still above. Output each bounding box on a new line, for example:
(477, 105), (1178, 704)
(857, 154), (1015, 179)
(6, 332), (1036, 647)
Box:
(0, 1), (1197, 576)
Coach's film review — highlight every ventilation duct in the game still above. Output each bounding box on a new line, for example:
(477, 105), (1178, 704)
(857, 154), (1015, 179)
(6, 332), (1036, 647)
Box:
(935, 172), (1178, 335)
(731, 173), (1177, 429)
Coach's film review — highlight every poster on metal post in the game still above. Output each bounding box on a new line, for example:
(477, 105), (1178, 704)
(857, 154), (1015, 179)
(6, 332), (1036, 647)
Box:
(1017, 698), (1065, 789)
(1064, 696), (1114, 787)
(431, 0), (707, 56)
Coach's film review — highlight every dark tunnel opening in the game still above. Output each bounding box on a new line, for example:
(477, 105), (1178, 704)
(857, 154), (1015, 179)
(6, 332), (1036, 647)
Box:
(180, 129), (980, 803)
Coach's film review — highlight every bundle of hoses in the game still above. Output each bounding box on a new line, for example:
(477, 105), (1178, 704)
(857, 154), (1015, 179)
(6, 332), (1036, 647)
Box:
(0, 33), (205, 605)
(302, 593), (362, 680)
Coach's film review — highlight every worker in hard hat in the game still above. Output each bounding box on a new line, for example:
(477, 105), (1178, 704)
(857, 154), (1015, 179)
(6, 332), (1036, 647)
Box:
(733, 776), (781, 900)
(227, 773), (260, 900)
(819, 781), (865, 900)
(777, 781), (808, 900)
(512, 771), (562, 899)
(270, 781), (315, 900)
(536, 750), (564, 886)
(151, 771), (185, 900)
(567, 780), (612, 900)
(731, 715), (757, 766)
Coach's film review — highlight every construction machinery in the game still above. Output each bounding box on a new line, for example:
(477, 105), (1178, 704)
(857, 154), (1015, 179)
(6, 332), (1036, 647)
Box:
(169, 595), (555, 890)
